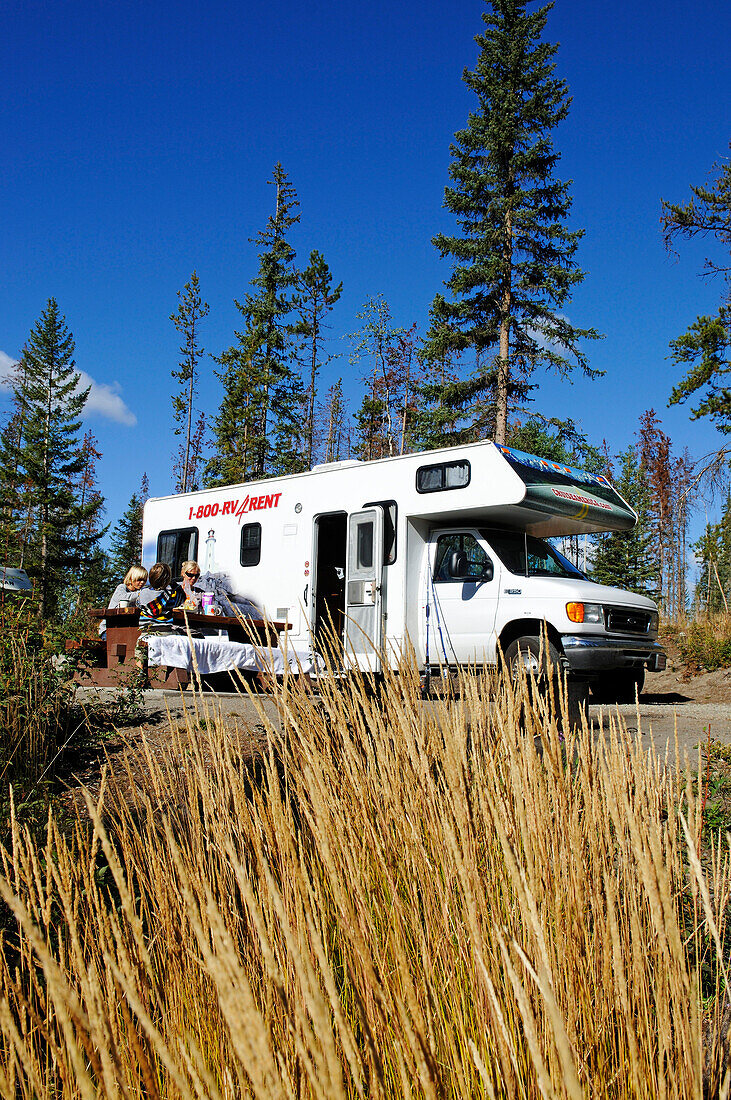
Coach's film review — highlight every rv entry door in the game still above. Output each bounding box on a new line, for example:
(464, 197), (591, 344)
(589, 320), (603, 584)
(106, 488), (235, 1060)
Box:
(345, 507), (384, 671)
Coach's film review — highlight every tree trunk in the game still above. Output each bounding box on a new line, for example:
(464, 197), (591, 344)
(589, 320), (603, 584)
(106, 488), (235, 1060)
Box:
(495, 208), (513, 445)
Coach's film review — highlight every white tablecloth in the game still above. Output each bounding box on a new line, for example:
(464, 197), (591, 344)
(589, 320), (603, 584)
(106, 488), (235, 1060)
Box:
(146, 635), (320, 676)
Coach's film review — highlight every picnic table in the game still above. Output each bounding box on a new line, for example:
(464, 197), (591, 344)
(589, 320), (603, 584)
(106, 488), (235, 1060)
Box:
(70, 606), (290, 688)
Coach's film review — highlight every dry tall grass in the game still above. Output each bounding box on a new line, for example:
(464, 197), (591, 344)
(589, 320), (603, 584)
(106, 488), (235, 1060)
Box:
(0, 657), (729, 1098)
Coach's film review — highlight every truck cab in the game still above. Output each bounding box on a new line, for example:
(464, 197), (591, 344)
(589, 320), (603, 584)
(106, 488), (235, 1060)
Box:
(422, 525), (664, 702)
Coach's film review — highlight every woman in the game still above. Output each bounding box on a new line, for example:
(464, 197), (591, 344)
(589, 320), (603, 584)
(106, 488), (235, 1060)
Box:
(107, 565), (148, 609)
(179, 560), (204, 607)
(98, 565), (149, 637)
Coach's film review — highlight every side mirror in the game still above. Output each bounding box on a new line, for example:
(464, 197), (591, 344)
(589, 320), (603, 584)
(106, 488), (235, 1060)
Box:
(482, 560), (494, 582)
(449, 550), (468, 578)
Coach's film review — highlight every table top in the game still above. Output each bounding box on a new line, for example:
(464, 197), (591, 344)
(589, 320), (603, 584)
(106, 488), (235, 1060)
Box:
(172, 609), (290, 631)
(88, 606), (289, 631)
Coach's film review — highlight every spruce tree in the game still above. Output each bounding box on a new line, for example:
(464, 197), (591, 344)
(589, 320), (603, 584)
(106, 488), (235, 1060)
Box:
(170, 271), (209, 492)
(208, 165), (302, 484)
(0, 300), (104, 618)
(591, 447), (657, 597)
(663, 145), (731, 430)
(423, 0), (601, 445)
(410, 297), (467, 450)
(108, 491), (145, 583)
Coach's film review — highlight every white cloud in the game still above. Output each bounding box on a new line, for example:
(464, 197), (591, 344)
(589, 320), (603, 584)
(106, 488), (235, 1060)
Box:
(76, 372), (137, 427)
(0, 351), (17, 385)
(0, 351), (136, 426)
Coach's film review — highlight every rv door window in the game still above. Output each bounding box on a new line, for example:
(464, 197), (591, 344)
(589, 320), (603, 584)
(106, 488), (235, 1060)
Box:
(240, 523), (262, 567)
(416, 460), (470, 493)
(157, 528), (199, 579)
(356, 521), (374, 569)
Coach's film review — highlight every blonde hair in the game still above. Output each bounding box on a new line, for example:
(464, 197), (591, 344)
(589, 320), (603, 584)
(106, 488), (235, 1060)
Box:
(124, 564), (148, 587)
(181, 561), (200, 577)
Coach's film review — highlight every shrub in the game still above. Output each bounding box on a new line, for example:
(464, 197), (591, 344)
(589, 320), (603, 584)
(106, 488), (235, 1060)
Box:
(676, 614), (731, 671)
(0, 597), (74, 788)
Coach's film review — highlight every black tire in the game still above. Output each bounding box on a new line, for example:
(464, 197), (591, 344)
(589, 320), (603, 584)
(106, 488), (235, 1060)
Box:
(591, 668), (645, 704)
(503, 635), (562, 683)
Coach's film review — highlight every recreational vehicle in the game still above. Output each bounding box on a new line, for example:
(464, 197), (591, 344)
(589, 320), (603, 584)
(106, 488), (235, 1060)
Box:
(141, 440), (666, 701)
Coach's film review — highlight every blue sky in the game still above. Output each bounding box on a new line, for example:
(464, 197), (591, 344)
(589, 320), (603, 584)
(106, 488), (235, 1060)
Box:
(1, 0), (730, 541)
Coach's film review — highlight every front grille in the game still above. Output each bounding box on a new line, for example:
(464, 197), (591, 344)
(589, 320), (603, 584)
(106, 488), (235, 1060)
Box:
(604, 606), (651, 635)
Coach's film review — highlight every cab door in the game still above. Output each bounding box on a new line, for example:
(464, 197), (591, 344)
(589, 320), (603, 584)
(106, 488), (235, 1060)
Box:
(425, 529), (500, 666)
(344, 507), (384, 671)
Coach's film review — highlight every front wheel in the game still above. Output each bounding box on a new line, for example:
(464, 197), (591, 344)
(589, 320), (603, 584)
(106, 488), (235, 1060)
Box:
(591, 668), (645, 704)
(503, 635), (561, 683)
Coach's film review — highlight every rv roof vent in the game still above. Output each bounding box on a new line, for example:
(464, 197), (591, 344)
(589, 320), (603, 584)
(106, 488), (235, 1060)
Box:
(311, 460), (362, 472)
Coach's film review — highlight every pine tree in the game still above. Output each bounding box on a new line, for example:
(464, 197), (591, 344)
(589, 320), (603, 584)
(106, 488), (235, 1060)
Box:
(663, 145), (731, 430)
(591, 447), (657, 597)
(423, 0), (601, 445)
(695, 499), (731, 615)
(170, 271), (209, 493)
(0, 300), (104, 619)
(208, 165), (302, 484)
(293, 251), (342, 469)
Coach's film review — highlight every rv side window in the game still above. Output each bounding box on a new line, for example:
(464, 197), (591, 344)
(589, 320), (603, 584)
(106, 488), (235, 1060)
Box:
(157, 528), (199, 579)
(240, 523), (261, 567)
(416, 460), (470, 493)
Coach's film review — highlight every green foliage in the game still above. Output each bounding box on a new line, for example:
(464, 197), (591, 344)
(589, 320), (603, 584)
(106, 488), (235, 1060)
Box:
(422, 0), (601, 444)
(208, 164), (304, 484)
(508, 415), (604, 472)
(0, 300), (105, 620)
(591, 446), (657, 596)
(664, 145), (731, 430)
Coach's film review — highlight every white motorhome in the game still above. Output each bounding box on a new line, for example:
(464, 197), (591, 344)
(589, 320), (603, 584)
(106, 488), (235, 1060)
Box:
(142, 440), (665, 701)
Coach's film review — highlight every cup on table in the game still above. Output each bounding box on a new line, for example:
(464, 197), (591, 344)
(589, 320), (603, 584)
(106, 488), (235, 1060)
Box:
(201, 592), (214, 615)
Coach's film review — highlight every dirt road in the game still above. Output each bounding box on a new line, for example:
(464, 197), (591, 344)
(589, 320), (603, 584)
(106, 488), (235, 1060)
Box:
(78, 658), (731, 770)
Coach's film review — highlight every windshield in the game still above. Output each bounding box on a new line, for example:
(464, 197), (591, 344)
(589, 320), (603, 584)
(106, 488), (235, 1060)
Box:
(482, 529), (587, 579)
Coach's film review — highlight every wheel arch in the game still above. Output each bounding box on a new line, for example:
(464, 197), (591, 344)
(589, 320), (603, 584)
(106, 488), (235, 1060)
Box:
(498, 618), (564, 661)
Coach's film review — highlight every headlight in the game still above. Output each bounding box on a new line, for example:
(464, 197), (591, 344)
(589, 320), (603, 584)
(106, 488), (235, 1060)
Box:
(566, 601), (602, 624)
(649, 611), (659, 632)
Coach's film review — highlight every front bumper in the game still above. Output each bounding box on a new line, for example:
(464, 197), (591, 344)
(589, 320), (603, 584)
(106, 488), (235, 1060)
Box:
(561, 634), (666, 674)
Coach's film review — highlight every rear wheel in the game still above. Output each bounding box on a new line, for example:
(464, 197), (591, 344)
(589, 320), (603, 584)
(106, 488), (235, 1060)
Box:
(591, 668), (645, 704)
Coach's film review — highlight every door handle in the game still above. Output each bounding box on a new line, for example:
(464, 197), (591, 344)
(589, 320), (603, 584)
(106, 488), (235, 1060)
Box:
(303, 583), (308, 606)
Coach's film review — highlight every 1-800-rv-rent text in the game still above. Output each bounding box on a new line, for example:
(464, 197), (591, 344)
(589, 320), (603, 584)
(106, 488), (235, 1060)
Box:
(142, 440), (666, 702)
